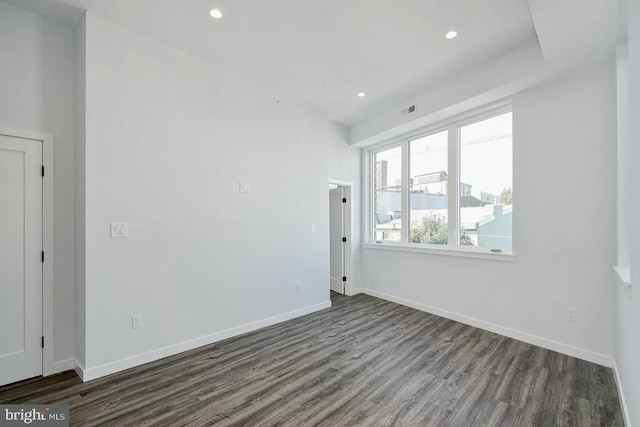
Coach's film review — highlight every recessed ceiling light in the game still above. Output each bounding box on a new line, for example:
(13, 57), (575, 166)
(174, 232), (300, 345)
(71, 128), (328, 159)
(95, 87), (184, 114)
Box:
(209, 8), (223, 19)
(357, 92), (366, 97)
(445, 30), (458, 39)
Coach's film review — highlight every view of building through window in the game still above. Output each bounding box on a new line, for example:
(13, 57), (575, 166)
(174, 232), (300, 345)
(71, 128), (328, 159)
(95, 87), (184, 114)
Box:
(374, 146), (402, 242)
(373, 111), (512, 250)
(460, 112), (513, 249)
(409, 130), (449, 245)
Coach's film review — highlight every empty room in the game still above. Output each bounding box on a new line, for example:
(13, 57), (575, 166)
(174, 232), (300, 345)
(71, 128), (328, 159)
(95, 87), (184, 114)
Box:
(0, 0), (637, 425)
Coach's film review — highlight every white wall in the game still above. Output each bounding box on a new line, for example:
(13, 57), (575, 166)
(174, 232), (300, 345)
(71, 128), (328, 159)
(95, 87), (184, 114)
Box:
(614, 0), (640, 421)
(613, 47), (632, 423)
(615, 45), (631, 272)
(80, 12), (331, 375)
(361, 63), (616, 364)
(0, 1), (75, 367)
(349, 39), (545, 146)
(327, 122), (362, 291)
(629, 0), (640, 416)
(73, 12), (86, 369)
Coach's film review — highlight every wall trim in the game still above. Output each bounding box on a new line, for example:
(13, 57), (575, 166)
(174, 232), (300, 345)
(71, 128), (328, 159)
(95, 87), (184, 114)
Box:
(73, 359), (85, 381)
(357, 288), (613, 367)
(363, 243), (516, 262)
(612, 359), (631, 426)
(613, 266), (632, 288)
(77, 301), (331, 382)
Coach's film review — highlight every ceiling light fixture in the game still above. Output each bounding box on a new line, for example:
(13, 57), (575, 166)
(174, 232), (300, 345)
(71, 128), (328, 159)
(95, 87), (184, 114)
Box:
(445, 30), (458, 39)
(209, 8), (223, 19)
(357, 92), (366, 97)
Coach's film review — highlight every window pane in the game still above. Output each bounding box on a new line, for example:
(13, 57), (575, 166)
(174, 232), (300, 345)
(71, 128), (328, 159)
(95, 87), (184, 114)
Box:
(459, 112), (512, 249)
(374, 146), (402, 242)
(409, 130), (449, 245)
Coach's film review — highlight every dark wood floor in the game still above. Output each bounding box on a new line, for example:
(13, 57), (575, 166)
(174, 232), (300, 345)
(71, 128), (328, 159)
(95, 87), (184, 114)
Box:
(0, 292), (624, 426)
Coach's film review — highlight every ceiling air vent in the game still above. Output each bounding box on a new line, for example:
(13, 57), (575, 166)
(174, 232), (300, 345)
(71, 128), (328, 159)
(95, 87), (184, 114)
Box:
(402, 104), (416, 116)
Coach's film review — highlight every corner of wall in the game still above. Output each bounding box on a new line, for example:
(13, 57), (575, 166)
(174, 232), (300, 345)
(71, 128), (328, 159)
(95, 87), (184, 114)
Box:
(611, 358), (632, 427)
(73, 11), (87, 368)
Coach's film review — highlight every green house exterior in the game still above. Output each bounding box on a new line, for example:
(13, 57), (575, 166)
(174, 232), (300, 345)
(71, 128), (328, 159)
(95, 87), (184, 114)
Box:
(477, 205), (512, 249)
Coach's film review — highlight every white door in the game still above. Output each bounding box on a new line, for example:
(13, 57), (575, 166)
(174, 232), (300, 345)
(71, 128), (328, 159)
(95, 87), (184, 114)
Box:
(0, 134), (43, 386)
(329, 187), (345, 294)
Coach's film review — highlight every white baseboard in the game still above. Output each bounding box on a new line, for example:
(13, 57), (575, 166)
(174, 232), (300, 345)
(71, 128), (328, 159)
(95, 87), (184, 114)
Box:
(78, 301), (331, 382)
(73, 359), (85, 381)
(612, 359), (631, 426)
(345, 284), (359, 296)
(359, 288), (613, 367)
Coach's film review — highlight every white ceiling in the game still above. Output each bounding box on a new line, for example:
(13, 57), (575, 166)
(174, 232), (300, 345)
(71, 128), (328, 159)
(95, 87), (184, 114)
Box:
(4, 0), (623, 125)
(1, 0), (83, 26)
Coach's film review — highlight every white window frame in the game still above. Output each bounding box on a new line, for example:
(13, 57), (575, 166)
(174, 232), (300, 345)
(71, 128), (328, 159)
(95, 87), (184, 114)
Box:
(365, 102), (515, 262)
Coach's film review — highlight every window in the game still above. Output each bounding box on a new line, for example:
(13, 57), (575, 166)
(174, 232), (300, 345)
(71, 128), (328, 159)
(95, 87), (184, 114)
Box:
(460, 112), (513, 249)
(374, 146), (402, 242)
(409, 130), (449, 245)
(369, 107), (513, 256)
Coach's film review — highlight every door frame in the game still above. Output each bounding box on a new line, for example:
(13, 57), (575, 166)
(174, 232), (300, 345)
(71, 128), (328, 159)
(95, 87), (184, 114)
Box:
(0, 126), (55, 376)
(329, 180), (353, 295)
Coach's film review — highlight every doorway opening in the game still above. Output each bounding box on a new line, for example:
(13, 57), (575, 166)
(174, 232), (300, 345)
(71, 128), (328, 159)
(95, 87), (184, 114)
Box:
(329, 180), (352, 296)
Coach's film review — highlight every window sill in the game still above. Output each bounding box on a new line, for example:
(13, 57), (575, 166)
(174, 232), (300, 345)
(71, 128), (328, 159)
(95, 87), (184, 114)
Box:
(363, 242), (516, 262)
(613, 266), (632, 287)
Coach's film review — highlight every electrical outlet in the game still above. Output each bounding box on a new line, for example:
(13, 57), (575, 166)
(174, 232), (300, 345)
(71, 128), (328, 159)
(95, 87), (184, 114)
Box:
(568, 309), (576, 322)
(132, 315), (142, 329)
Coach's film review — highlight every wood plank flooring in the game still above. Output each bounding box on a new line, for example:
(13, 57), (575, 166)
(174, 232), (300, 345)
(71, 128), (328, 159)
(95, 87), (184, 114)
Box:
(0, 292), (624, 426)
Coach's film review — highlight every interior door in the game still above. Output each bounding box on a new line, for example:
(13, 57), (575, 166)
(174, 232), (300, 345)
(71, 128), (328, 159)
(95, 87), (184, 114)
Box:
(329, 187), (345, 294)
(0, 134), (43, 386)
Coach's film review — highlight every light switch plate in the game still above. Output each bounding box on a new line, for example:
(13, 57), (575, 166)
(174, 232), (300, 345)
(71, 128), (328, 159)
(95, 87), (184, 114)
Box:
(110, 223), (128, 238)
(239, 182), (249, 194)
(132, 315), (142, 329)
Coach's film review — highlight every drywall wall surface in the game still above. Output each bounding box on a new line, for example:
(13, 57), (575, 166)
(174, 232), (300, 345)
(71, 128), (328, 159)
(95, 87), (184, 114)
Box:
(614, 0), (640, 420)
(0, 1), (75, 365)
(74, 11), (86, 368)
(82, 12), (331, 371)
(349, 39), (545, 147)
(361, 63), (616, 362)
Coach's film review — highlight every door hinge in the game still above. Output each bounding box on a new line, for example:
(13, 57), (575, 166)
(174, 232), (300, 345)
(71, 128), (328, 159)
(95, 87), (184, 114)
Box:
(342, 237), (347, 242)
(41, 251), (45, 263)
(342, 197), (347, 203)
(342, 276), (347, 282)
(41, 165), (45, 177)
(41, 336), (44, 348)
